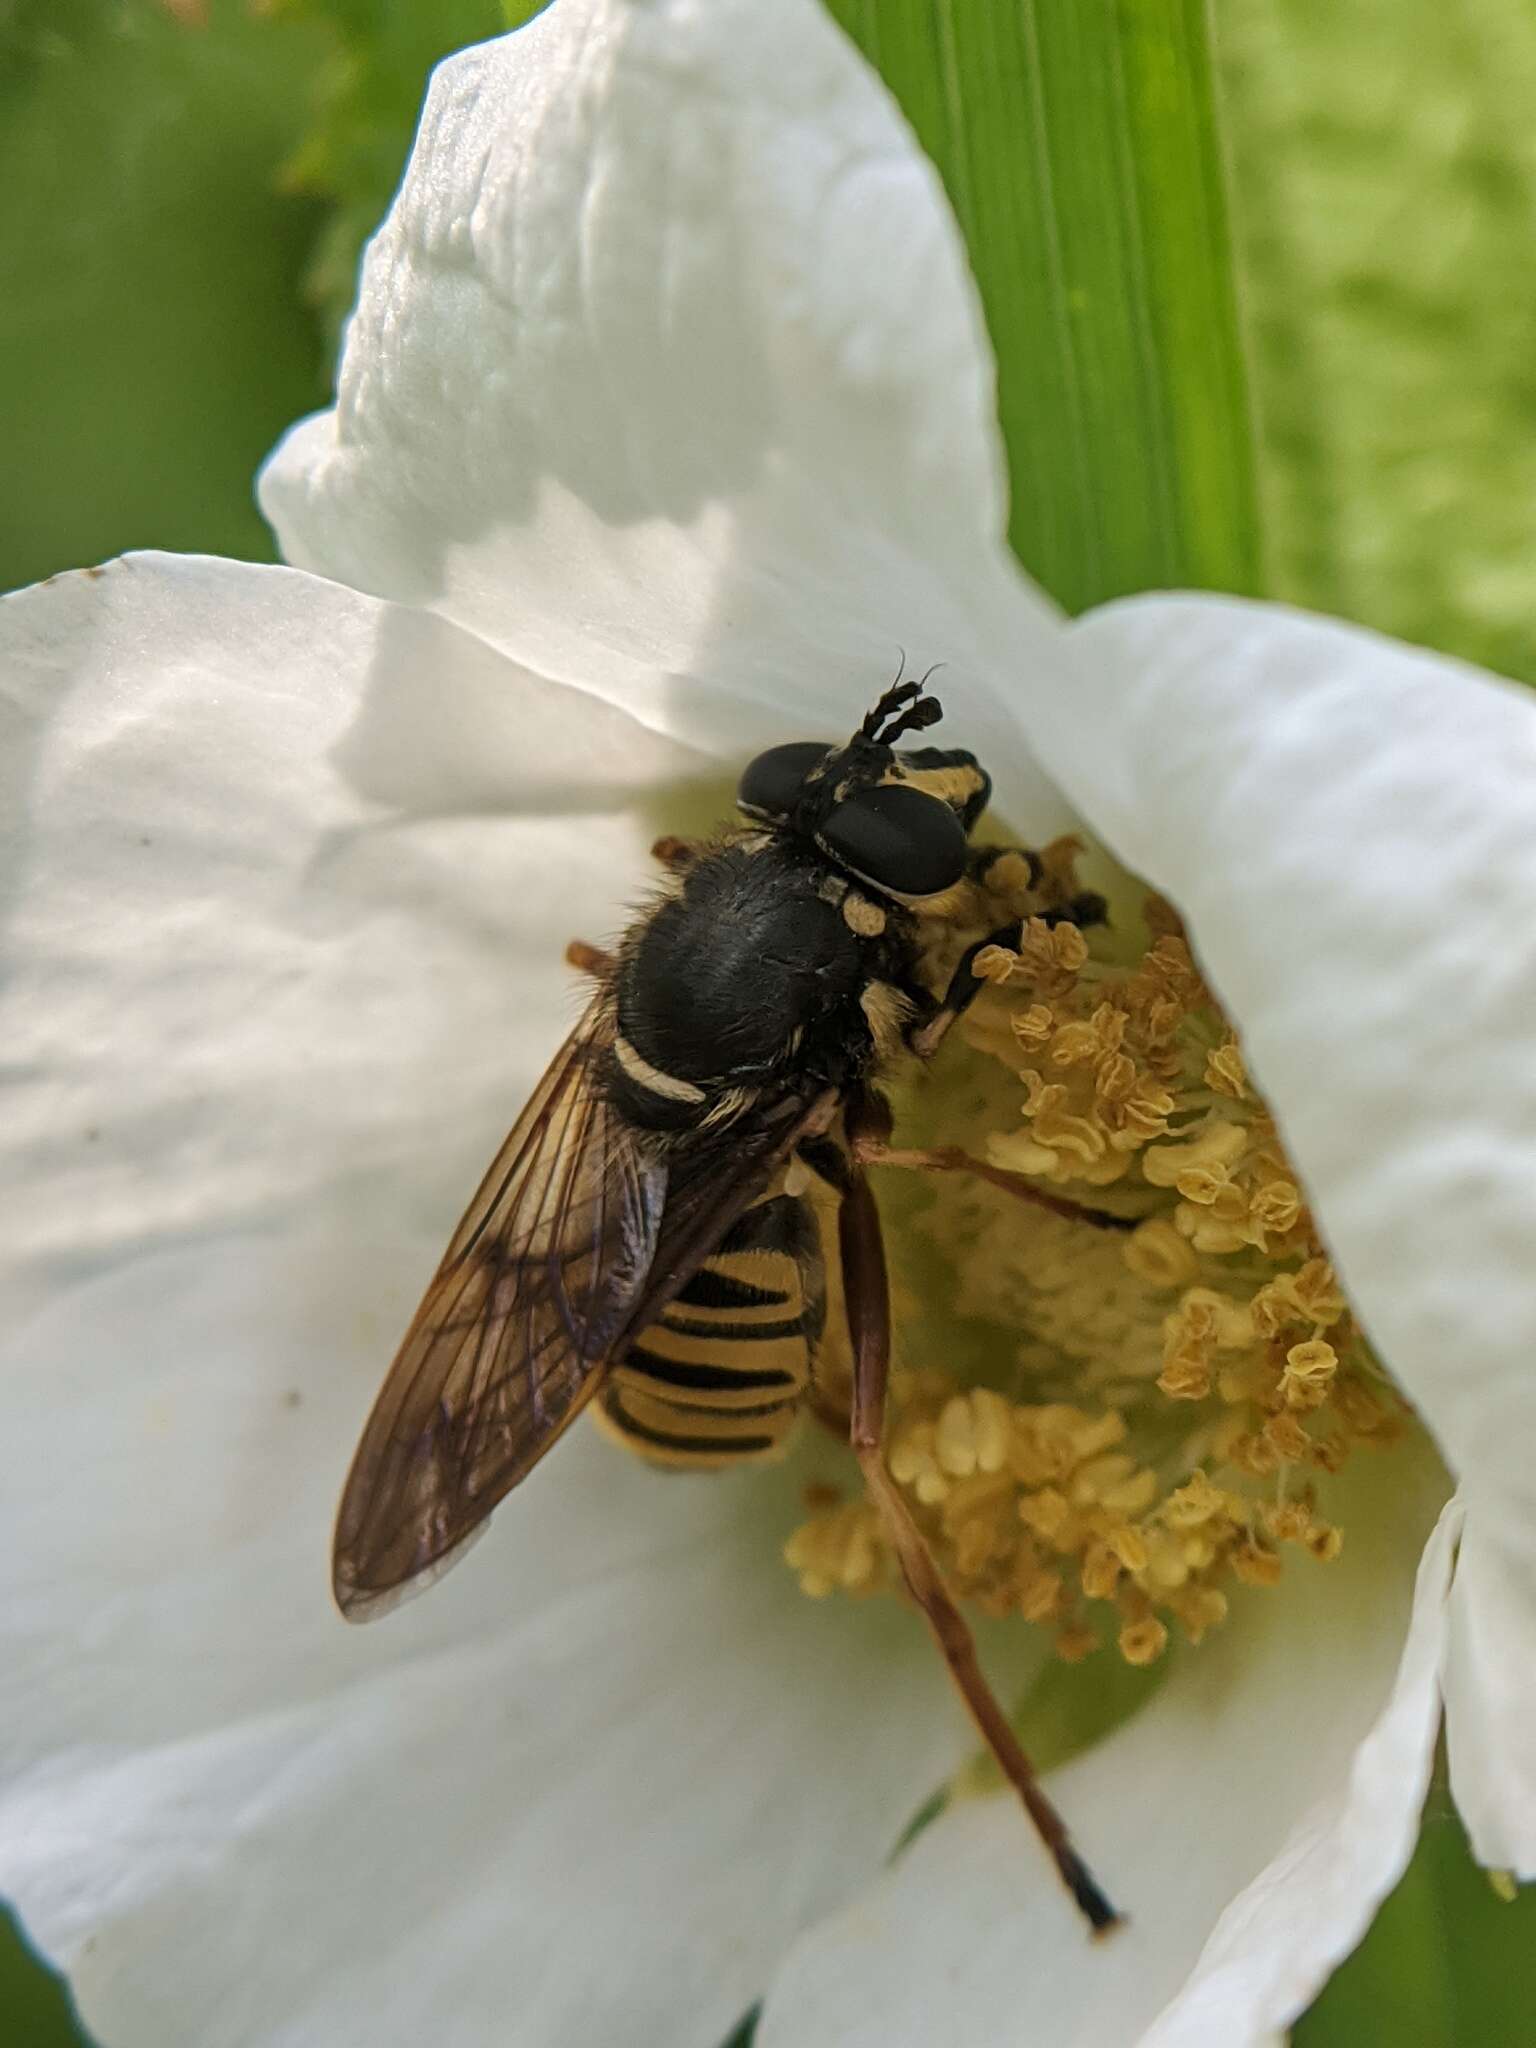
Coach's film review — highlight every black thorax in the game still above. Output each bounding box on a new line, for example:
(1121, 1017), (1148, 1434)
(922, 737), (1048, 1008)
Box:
(606, 837), (915, 1134)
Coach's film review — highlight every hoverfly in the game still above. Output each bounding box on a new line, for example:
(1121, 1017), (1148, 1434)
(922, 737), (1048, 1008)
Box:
(335, 678), (1122, 1931)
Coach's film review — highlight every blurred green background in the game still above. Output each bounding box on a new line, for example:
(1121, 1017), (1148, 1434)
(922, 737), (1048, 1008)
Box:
(3, 0), (1534, 2041)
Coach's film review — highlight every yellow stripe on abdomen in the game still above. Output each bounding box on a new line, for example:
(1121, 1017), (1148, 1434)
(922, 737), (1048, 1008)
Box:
(594, 1188), (821, 1470)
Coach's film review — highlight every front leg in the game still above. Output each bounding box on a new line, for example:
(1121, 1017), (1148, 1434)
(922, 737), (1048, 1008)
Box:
(906, 923), (1026, 1061)
(908, 881), (1107, 1064)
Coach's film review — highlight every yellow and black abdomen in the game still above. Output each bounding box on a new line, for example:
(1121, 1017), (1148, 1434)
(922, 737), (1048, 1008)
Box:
(595, 1184), (827, 1469)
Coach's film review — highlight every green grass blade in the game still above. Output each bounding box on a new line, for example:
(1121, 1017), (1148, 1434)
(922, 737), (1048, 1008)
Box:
(826, 0), (1261, 611)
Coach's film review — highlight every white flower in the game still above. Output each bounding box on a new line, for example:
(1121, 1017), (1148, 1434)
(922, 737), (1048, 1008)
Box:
(1, 3), (1532, 2046)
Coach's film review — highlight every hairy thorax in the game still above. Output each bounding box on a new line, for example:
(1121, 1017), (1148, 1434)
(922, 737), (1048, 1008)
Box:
(610, 835), (913, 1129)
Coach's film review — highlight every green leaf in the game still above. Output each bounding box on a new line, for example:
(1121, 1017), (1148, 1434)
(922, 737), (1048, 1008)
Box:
(823, 0), (1261, 612)
(1219, 0), (1536, 686)
(1297, 1794), (1536, 2048)
(0, 1907), (89, 2048)
(0, 0), (333, 591)
(271, 0), (512, 347)
(717, 2004), (763, 2048)
(1011, 1638), (1165, 1774)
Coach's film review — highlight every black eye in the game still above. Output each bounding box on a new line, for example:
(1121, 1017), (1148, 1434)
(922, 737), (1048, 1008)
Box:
(819, 784), (968, 896)
(737, 741), (831, 820)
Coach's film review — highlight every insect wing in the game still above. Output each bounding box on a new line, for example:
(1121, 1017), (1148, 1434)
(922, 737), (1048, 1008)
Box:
(604, 1084), (843, 1354)
(334, 998), (666, 1620)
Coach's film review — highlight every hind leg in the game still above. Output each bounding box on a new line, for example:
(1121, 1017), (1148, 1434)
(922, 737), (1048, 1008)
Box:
(837, 1105), (1121, 1935)
(650, 835), (703, 874)
(565, 940), (614, 978)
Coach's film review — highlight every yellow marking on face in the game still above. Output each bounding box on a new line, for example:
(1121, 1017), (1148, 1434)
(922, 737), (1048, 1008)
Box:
(882, 760), (987, 810)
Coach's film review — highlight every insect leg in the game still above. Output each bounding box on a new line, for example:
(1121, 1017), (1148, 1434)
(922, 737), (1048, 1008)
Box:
(909, 889), (1107, 1064)
(650, 835), (703, 873)
(907, 925), (1030, 1060)
(858, 1149), (1133, 1231)
(847, 1093), (1132, 1231)
(564, 940), (615, 978)
(838, 1127), (1122, 1935)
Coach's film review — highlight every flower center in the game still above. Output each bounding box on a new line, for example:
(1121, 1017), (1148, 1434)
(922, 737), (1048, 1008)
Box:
(786, 845), (1408, 1667)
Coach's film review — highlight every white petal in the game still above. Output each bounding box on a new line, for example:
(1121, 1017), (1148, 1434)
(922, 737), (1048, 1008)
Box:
(0, 1233), (961, 2048)
(0, 553), (699, 1326)
(259, 0), (1072, 830)
(759, 1451), (1451, 2048)
(1139, 1496), (1461, 2047)
(1445, 1518), (1536, 1875)
(1043, 596), (1536, 1864)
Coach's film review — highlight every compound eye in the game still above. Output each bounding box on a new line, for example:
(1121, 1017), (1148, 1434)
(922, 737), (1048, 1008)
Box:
(737, 741), (831, 820)
(820, 783), (968, 896)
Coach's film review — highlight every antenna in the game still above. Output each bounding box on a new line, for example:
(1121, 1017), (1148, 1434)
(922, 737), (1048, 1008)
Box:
(859, 669), (946, 746)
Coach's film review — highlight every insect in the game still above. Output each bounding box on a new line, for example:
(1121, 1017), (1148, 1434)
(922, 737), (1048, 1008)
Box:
(334, 677), (1123, 1931)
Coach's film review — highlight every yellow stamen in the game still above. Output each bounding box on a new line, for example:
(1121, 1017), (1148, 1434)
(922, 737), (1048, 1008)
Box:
(787, 869), (1409, 1667)
(1119, 1616), (1169, 1666)
(1205, 1039), (1248, 1098)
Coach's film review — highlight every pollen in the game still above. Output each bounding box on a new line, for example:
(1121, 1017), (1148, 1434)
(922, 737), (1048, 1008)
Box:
(787, 864), (1409, 1668)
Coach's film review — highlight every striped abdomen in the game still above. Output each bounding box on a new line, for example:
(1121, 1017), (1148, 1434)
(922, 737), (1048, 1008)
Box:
(594, 1183), (826, 1469)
